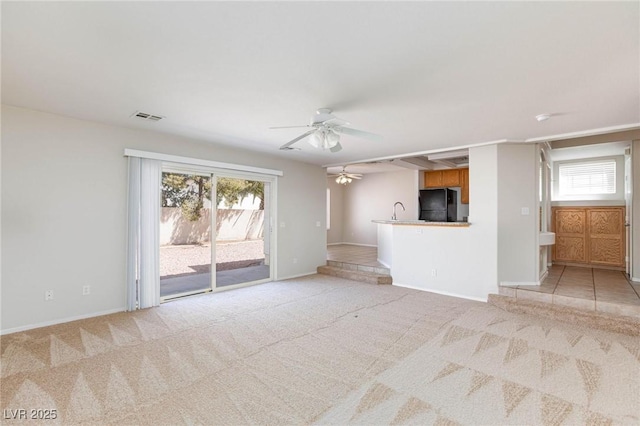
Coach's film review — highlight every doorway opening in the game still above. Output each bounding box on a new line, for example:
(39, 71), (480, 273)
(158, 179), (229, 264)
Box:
(159, 169), (273, 300)
(214, 176), (270, 287)
(160, 171), (212, 298)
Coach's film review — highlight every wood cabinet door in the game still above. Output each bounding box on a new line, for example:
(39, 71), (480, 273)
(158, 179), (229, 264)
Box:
(441, 169), (460, 187)
(460, 168), (469, 204)
(424, 171), (442, 188)
(552, 206), (625, 268)
(588, 208), (624, 267)
(553, 208), (587, 263)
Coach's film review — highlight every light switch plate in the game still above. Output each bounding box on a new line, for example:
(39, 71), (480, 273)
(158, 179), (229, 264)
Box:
(521, 207), (530, 215)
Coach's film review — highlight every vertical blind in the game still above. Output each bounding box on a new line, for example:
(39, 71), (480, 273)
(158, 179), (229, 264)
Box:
(126, 157), (161, 310)
(558, 159), (616, 196)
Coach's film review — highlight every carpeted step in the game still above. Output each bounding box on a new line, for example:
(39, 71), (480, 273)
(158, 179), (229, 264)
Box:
(488, 294), (640, 337)
(317, 265), (392, 285)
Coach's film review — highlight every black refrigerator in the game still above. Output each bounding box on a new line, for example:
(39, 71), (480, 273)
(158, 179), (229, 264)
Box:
(419, 189), (457, 222)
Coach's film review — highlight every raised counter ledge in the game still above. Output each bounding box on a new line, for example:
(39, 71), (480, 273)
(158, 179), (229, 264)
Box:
(372, 220), (470, 227)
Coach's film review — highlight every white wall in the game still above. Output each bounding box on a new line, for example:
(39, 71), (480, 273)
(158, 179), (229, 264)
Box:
(1, 105), (327, 333)
(342, 170), (419, 246)
(497, 144), (538, 284)
(633, 139), (640, 280)
(391, 145), (499, 300)
(326, 178), (344, 244)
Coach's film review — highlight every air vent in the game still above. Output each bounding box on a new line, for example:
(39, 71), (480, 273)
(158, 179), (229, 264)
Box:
(448, 156), (469, 165)
(132, 111), (164, 122)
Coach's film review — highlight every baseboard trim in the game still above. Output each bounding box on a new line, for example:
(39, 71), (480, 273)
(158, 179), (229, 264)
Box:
(500, 281), (541, 287)
(393, 282), (487, 303)
(341, 242), (378, 248)
(538, 270), (549, 284)
(277, 272), (317, 281)
(631, 276), (640, 283)
(377, 258), (391, 268)
(1, 307), (126, 336)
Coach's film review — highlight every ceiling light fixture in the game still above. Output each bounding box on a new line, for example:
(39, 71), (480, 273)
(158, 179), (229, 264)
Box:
(308, 128), (340, 150)
(535, 113), (551, 122)
(330, 165), (362, 185)
(335, 175), (352, 185)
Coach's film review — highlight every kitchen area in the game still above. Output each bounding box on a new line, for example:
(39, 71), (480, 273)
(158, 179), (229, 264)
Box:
(328, 143), (540, 302)
(328, 137), (640, 319)
(327, 147), (503, 301)
(372, 163), (472, 266)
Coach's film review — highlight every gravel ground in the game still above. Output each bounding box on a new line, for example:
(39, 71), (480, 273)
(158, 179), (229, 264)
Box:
(160, 240), (265, 277)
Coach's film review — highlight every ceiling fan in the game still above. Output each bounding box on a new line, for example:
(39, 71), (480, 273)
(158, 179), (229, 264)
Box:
(328, 166), (363, 185)
(271, 108), (381, 153)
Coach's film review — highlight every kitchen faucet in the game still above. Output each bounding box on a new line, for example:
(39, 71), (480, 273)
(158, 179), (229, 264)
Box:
(392, 201), (405, 220)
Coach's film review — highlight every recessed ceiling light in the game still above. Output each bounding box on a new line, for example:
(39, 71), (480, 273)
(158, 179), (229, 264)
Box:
(535, 113), (551, 122)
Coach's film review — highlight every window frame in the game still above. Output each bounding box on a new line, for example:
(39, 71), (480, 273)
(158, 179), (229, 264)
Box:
(552, 155), (624, 202)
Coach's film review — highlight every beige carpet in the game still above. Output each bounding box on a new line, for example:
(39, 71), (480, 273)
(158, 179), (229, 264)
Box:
(1, 275), (639, 425)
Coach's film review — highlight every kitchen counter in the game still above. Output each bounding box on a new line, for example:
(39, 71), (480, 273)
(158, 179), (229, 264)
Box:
(373, 219), (494, 302)
(372, 220), (470, 227)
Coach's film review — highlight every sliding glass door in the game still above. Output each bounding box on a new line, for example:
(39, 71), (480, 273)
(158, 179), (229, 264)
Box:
(159, 167), (274, 300)
(214, 176), (271, 287)
(159, 171), (213, 298)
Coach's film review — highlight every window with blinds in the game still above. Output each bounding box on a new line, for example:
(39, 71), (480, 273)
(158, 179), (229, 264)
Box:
(558, 159), (616, 195)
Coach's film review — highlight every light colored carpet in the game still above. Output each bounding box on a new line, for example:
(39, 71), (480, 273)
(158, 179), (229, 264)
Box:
(1, 275), (639, 425)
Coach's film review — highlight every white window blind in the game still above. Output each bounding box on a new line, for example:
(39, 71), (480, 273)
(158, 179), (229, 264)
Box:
(558, 159), (616, 196)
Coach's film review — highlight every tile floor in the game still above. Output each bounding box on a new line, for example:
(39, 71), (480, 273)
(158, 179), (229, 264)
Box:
(327, 244), (386, 266)
(327, 245), (640, 319)
(326, 244), (390, 275)
(502, 264), (640, 318)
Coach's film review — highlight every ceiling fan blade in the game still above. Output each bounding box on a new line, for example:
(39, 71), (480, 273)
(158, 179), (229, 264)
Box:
(329, 142), (343, 153)
(346, 174), (363, 179)
(270, 125), (312, 129)
(335, 127), (382, 141)
(279, 129), (317, 150)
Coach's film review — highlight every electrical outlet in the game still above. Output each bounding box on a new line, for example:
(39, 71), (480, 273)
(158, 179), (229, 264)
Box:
(316, 221), (321, 227)
(431, 269), (437, 277)
(293, 258), (298, 264)
(45, 290), (54, 301)
(82, 285), (91, 295)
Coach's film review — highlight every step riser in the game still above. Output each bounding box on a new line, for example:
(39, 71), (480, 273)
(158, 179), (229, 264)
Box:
(327, 260), (390, 276)
(498, 286), (640, 320)
(317, 265), (392, 285)
(488, 294), (640, 337)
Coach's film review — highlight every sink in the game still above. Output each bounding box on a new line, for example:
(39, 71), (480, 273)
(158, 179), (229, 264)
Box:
(539, 232), (556, 246)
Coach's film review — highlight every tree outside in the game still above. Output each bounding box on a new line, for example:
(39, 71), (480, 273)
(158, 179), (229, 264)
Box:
(162, 173), (264, 221)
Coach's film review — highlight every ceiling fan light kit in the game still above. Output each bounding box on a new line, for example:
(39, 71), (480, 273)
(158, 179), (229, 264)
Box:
(330, 166), (363, 185)
(272, 108), (380, 153)
(336, 175), (352, 185)
(309, 128), (341, 150)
